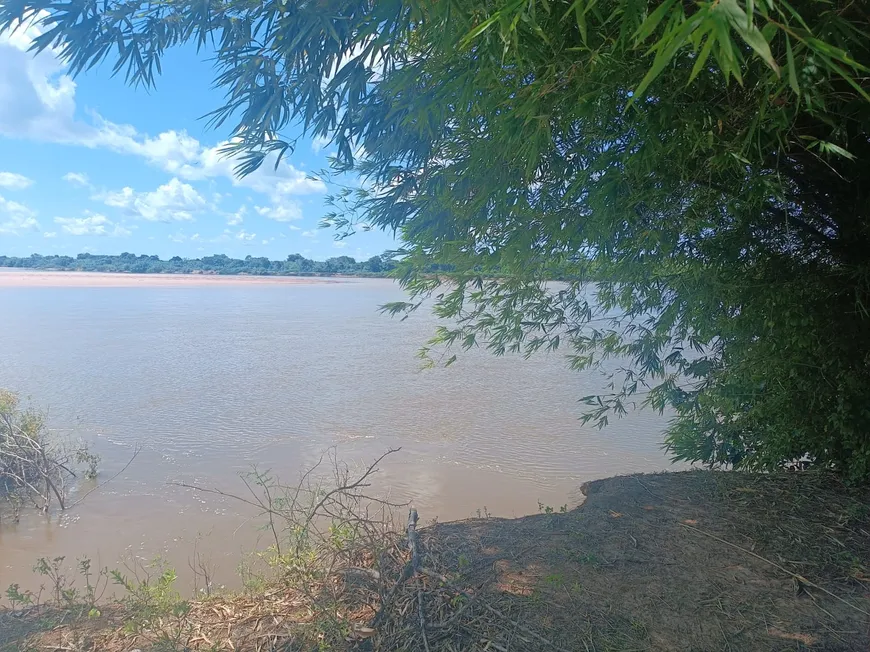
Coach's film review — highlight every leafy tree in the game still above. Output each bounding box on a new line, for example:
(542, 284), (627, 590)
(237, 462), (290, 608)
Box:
(0, 252), (392, 277)
(364, 256), (384, 274)
(2, 1), (869, 477)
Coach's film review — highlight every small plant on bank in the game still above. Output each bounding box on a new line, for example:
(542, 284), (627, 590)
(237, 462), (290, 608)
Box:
(5, 583), (34, 610)
(33, 556), (77, 607)
(110, 558), (188, 631)
(77, 557), (110, 610)
(5, 555), (110, 619)
(537, 501), (568, 515)
(28, 556), (111, 611)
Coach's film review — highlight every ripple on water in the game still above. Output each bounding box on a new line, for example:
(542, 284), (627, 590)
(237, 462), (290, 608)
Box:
(0, 280), (677, 591)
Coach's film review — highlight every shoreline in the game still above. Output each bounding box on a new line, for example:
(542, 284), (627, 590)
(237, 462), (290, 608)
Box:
(2, 470), (868, 651)
(0, 269), (367, 287)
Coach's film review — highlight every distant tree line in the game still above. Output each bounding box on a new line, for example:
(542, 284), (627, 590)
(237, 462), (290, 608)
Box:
(0, 252), (398, 277)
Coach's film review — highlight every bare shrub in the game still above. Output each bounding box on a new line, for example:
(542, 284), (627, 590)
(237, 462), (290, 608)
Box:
(5, 449), (571, 651)
(167, 448), (569, 651)
(0, 389), (99, 518)
(172, 447), (406, 644)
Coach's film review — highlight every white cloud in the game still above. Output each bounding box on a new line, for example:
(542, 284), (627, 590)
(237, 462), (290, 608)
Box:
(98, 178), (205, 222)
(227, 206), (246, 226)
(301, 230), (317, 238)
(0, 16), (324, 202)
(333, 241), (348, 249)
(235, 230), (256, 241)
(137, 135), (326, 199)
(62, 172), (90, 187)
(288, 224), (301, 231)
(311, 135), (331, 153)
(255, 202), (302, 222)
(126, 133), (325, 202)
(54, 212), (130, 236)
(0, 15), (84, 144)
(168, 231), (200, 243)
(0, 172), (33, 190)
(43, 231), (56, 238)
(100, 187), (133, 208)
(0, 194), (39, 234)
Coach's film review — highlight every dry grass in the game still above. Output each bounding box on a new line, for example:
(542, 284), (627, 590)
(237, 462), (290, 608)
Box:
(2, 469), (869, 651)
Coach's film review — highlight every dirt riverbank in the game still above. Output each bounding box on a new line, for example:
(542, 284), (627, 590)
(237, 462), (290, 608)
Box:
(0, 270), (349, 287)
(2, 470), (868, 651)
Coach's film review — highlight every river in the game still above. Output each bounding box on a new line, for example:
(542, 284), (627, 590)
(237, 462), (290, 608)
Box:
(0, 274), (675, 592)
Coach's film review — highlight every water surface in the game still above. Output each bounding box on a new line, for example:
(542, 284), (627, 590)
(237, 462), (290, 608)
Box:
(0, 277), (674, 590)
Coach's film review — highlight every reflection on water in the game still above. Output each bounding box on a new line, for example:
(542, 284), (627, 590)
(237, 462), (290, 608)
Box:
(0, 278), (675, 590)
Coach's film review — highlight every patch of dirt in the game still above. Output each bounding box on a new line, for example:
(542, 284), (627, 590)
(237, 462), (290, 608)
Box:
(3, 471), (869, 651)
(429, 470), (870, 651)
(0, 608), (119, 651)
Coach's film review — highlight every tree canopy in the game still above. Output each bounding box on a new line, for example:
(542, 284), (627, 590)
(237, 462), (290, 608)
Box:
(0, 252), (396, 276)
(2, 0), (868, 478)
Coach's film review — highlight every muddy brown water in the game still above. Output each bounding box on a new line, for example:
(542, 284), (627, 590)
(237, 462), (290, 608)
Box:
(0, 276), (676, 592)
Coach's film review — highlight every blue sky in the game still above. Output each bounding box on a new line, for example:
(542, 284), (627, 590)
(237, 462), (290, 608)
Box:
(0, 17), (398, 261)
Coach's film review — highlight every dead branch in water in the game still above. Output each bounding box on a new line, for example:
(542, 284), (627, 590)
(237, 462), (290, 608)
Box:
(67, 446), (140, 510)
(1, 390), (103, 518)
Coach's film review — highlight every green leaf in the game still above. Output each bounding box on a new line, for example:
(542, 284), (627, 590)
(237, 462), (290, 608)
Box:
(820, 55), (870, 103)
(819, 142), (856, 160)
(633, 0), (677, 45)
(630, 11), (707, 106)
(460, 0), (525, 48)
(717, 0), (779, 74)
(688, 30), (716, 83)
(776, 0), (812, 31)
(784, 34), (800, 95)
(575, 0), (587, 44)
(805, 37), (870, 72)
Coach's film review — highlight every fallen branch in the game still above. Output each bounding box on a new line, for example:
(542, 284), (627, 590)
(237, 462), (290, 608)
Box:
(407, 508), (431, 651)
(369, 508), (420, 630)
(67, 446), (140, 509)
(680, 523), (870, 617)
(417, 567), (572, 652)
(407, 508), (423, 572)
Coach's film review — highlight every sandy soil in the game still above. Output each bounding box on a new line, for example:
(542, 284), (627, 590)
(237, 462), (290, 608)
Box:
(0, 270), (347, 287)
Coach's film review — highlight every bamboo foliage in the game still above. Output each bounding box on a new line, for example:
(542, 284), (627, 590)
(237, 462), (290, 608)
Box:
(1, 0), (869, 476)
